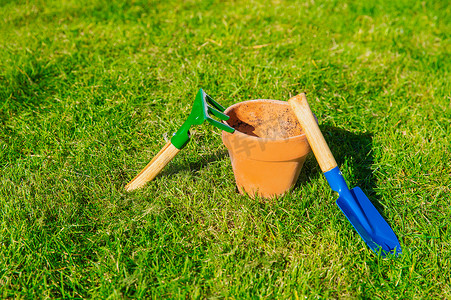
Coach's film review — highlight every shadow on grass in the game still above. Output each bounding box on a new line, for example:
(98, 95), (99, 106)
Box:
(144, 126), (387, 218)
(1, 56), (64, 116)
(294, 125), (386, 214)
(159, 148), (229, 177)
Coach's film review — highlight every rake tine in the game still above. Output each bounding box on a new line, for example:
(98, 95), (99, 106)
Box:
(206, 118), (235, 133)
(205, 94), (227, 112)
(207, 105), (230, 121)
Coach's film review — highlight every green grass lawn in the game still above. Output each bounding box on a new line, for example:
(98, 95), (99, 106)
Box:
(1, 0), (450, 298)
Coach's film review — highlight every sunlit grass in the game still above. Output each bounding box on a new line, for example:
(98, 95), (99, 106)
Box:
(1, 0), (450, 298)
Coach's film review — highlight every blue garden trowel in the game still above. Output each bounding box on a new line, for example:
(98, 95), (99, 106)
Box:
(289, 94), (401, 256)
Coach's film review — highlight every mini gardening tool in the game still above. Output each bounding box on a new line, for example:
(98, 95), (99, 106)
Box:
(125, 89), (235, 191)
(289, 94), (401, 256)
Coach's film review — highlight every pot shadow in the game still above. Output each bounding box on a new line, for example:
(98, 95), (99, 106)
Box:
(119, 147), (229, 187)
(158, 147), (229, 178)
(294, 125), (386, 214)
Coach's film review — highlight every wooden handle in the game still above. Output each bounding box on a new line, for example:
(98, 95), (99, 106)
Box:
(288, 93), (337, 173)
(125, 140), (180, 191)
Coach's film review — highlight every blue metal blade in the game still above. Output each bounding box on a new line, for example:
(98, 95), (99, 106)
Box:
(336, 187), (402, 256)
(325, 167), (402, 256)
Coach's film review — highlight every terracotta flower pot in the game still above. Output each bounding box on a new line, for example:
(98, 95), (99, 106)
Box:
(221, 99), (311, 199)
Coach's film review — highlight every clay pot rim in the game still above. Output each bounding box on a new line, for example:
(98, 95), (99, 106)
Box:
(223, 99), (308, 144)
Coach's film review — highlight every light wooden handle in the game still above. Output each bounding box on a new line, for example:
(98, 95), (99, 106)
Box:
(288, 93), (337, 173)
(125, 140), (180, 191)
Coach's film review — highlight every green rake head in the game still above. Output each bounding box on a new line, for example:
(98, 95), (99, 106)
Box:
(171, 89), (235, 149)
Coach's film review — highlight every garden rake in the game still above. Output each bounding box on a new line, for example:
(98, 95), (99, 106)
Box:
(125, 89), (235, 191)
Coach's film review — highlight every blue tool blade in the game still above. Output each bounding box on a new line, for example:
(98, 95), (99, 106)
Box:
(336, 186), (402, 256)
(324, 166), (401, 256)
